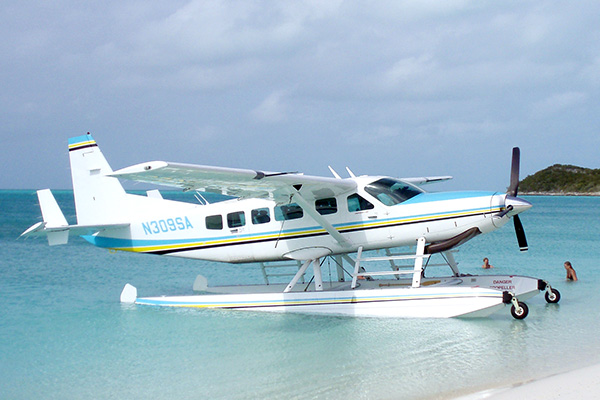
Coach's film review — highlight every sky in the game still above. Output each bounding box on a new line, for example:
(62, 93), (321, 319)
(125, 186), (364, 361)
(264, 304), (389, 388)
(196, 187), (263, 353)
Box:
(2, 0), (599, 191)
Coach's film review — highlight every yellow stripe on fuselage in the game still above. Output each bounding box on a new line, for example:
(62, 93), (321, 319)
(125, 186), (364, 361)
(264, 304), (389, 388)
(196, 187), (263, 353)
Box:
(339, 206), (501, 232)
(112, 206), (501, 253)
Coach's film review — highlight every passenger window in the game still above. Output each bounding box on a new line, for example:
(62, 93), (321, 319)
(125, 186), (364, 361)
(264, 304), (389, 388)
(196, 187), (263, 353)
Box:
(316, 198), (337, 215)
(347, 194), (374, 212)
(205, 215), (223, 230)
(275, 203), (304, 221)
(251, 208), (271, 224)
(227, 211), (246, 228)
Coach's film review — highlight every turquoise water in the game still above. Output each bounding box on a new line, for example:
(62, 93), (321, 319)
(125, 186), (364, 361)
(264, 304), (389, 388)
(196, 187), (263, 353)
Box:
(1, 191), (599, 399)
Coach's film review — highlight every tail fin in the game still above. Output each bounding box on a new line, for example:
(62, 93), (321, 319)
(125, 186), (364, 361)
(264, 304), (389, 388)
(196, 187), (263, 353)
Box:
(68, 134), (128, 225)
(19, 189), (70, 245)
(37, 189), (68, 227)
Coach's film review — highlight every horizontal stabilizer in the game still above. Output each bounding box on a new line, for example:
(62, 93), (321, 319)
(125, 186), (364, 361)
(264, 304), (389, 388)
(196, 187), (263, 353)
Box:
(22, 222), (130, 240)
(22, 211), (129, 248)
(21, 187), (130, 245)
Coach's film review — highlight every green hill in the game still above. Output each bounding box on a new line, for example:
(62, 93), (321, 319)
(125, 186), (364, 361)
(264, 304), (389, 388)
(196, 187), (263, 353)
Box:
(519, 164), (600, 195)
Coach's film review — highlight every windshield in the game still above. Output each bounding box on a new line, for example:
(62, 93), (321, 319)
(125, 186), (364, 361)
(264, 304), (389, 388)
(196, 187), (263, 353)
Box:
(364, 178), (424, 206)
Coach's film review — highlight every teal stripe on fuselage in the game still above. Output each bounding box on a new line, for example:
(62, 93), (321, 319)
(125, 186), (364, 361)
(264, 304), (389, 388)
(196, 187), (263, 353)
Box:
(333, 204), (495, 230)
(83, 198), (497, 252)
(83, 224), (318, 249)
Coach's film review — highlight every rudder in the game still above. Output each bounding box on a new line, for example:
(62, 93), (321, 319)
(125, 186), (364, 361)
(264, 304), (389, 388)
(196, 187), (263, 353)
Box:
(68, 133), (128, 225)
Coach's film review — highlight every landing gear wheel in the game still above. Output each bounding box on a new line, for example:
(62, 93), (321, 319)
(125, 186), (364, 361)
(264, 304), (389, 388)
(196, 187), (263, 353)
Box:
(545, 288), (561, 304)
(511, 301), (529, 320)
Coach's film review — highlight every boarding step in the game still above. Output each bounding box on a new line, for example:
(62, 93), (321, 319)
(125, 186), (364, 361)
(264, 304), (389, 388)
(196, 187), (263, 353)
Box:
(352, 238), (428, 289)
(383, 248), (460, 272)
(356, 270), (415, 277)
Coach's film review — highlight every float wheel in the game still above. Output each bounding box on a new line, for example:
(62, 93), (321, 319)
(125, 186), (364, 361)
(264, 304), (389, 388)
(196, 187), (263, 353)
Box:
(544, 288), (561, 304)
(511, 301), (529, 320)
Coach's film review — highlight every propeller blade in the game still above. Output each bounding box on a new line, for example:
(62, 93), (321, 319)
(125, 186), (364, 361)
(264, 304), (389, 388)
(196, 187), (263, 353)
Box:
(507, 147), (520, 196)
(513, 215), (528, 251)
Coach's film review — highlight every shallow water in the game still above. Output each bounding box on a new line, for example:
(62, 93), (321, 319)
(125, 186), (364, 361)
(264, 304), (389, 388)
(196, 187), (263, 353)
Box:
(1, 191), (599, 399)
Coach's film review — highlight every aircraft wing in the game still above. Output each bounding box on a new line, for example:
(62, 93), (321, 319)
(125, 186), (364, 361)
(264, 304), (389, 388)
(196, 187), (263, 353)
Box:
(401, 176), (453, 185)
(110, 161), (357, 202)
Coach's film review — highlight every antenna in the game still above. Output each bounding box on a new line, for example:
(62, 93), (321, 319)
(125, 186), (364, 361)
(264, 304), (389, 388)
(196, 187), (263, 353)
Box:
(328, 166), (342, 179)
(345, 167), (356, 178)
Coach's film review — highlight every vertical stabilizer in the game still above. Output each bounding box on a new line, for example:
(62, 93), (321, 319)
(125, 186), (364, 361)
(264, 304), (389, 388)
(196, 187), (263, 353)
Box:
(37, 189), (69, 245)
(37, 189), (68, 227)
(68, 134), (128, 225)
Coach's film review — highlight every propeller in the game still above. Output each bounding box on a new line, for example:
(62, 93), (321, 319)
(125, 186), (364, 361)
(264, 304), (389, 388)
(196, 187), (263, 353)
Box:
(507, 147), (520, 197)
(507, 147), (528, 251)
(513, 212), (528, 251)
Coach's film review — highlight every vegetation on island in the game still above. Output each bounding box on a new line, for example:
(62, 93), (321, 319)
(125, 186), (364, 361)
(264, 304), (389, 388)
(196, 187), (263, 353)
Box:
(519, 164), (600, 195)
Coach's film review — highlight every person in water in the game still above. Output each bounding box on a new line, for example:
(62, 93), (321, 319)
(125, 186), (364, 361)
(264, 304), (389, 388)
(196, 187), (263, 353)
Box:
(482, 257), (494, 269)
(564, 261), (578, 281)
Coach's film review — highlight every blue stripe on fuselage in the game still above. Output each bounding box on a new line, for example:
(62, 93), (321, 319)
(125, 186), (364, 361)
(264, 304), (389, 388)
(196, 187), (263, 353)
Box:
(83, 191), (499, 252)
(401, 191), (498, 205)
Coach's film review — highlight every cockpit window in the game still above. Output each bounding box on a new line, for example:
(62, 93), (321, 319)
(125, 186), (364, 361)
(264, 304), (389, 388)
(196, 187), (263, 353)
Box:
(364, 178), (423, 206)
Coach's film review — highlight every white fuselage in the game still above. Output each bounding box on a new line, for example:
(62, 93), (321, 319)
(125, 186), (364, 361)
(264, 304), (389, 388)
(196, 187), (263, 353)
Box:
(84, 184), (513, 263)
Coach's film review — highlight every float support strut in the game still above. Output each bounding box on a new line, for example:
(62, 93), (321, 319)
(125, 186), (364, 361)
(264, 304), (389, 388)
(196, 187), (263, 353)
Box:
(411, 237), (426, 288)
(284, 259), (312, 293)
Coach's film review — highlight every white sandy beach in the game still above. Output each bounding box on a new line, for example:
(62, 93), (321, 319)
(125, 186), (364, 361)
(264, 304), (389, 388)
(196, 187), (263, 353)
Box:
(456, 363), (600, 399)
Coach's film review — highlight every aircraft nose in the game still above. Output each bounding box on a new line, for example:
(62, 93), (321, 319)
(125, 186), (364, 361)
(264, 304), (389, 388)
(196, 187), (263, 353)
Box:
(505, 196), (532, 216)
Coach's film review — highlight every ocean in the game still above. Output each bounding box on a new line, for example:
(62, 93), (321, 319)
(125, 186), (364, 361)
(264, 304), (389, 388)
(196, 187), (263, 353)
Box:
(1, 190), (599, 399)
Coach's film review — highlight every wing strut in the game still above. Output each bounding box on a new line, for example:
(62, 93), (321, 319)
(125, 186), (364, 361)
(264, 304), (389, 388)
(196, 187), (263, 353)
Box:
(291, 189), (352, 248)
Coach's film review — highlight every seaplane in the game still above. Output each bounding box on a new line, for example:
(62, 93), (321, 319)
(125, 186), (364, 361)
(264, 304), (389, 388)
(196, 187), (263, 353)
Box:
(22, 133), (561, 319)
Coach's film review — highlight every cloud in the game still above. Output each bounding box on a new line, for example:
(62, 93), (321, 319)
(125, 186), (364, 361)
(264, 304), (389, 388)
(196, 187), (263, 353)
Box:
(87, 0), (346, 93)
(374, 55), (437, 95)
(348, 126), (402, 145)
(250, 90), (289, 123)
(581, 56), (600, 87)
(3, 1), (600, 189)
(530, 92), (588, 118)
